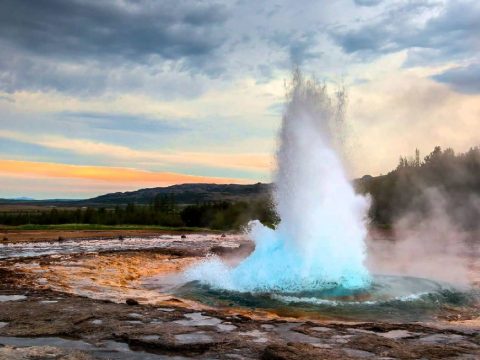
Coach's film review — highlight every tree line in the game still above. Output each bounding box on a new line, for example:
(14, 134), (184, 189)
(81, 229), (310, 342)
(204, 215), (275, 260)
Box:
(357, 146), (480, 228)
(0, 194), (278, 230)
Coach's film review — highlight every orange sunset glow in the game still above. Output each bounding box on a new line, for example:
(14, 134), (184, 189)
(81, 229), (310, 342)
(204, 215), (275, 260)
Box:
(0, 160), (246, 186)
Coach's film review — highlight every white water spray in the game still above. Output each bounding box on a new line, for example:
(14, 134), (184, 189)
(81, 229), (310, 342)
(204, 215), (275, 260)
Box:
(187, 71), (371, 292)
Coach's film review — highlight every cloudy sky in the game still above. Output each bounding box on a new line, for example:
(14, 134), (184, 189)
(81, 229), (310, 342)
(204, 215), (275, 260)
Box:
(0, 0), (479, 198)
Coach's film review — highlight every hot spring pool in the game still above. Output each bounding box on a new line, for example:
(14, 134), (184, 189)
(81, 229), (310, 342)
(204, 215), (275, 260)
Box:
(172, 275), (478, 322)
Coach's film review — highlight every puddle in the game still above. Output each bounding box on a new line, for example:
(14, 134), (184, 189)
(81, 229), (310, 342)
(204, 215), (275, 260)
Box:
(418, 333), (465, 344)
(174, 312), (222, 326)
(238, 329), (269, 343)
(217, 323), (237, 332)
(379, 329), (420, 339)
(310, 326), (331, 332)
(174, 332), (214, 345)
(127, 313), (143, 319)
(0, 295), (27, 302)
(0, 235), (244, 260)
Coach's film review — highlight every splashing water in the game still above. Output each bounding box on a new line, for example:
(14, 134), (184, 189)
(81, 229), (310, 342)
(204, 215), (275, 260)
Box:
(187, 72), (371, 292)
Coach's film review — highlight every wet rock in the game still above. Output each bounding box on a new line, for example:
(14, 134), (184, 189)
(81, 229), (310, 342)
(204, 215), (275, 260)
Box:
(418, 333), (465, 344)
(217, 323), (237, 332)
(175, 332), (214, 344)
(346, 333), (414, 358)
(125, 298), (139, 306)
(158, 307), (175, 312)
(330, 334), (353, 344)
(343, 348), (376, 358)
(39, 300), (58, 304)
(239, 330), (269, 343)
(126, 320), (142, 325)
(122, 331), (222, 355)
(174, 312), (222, 327)
(0, 345), (95, 360)
(261, 324), (275, 330)
(346, 333), (475, 359)
(181, 234), (187, 239)
(261, 343), (354, 360)
(232, 314), (252, 323)
(210, 243), (254, 258)
(378, 329), (420, 339)
(310, 326), (331, 333)
(127, 313), (143, 319)
(273, 323), (323, 345)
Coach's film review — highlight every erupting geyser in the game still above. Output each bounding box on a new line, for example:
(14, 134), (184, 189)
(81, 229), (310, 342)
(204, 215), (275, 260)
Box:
(188, 71), (371, 292)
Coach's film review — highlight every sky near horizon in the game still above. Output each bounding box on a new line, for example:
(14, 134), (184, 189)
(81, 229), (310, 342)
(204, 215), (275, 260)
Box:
(0, 0), (479, 199)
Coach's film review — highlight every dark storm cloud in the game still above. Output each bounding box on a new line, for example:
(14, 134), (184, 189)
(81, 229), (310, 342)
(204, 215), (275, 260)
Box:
(0, 0), (230, 96)
(0, 0), (229, 61)
(0, 55), (108, 95)
(433, 63), (480, 94)
(330, 1), (480, 64)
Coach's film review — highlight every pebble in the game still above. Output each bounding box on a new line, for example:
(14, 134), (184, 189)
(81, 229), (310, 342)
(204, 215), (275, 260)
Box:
(125, 298), (139, 306)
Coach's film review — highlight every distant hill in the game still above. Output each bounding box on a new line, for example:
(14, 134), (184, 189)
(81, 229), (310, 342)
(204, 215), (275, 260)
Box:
(8, 197), (35, 201)
(82, 183), (272, 205)
(0, 183), (273, 207)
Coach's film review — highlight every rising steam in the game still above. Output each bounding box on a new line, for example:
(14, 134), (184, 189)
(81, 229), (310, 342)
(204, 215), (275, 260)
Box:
(187, 71), (371, 292)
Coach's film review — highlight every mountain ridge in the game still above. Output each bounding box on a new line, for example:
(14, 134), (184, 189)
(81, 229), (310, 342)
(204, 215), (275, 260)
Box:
(0, 182), (273, 206)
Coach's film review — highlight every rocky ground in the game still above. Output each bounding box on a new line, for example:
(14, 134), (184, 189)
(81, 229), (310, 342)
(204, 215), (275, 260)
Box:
(0, 233), (479, 359)
(0, 229), (208, 243)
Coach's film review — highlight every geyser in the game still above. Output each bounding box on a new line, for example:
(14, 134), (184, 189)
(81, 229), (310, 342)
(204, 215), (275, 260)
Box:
(188, 71), (371, 292)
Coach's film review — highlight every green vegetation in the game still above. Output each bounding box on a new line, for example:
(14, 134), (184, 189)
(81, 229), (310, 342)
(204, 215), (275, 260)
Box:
(0, 194), (278, 231)
(357, 146), (480, 228)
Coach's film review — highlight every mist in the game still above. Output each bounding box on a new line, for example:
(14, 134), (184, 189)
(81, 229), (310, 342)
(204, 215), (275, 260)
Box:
(366, 161), (480, 288)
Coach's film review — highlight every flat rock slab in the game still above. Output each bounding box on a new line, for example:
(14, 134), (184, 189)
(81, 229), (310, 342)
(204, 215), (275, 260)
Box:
(262, 342), (356, 360)
(122, 331), (224, 355)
